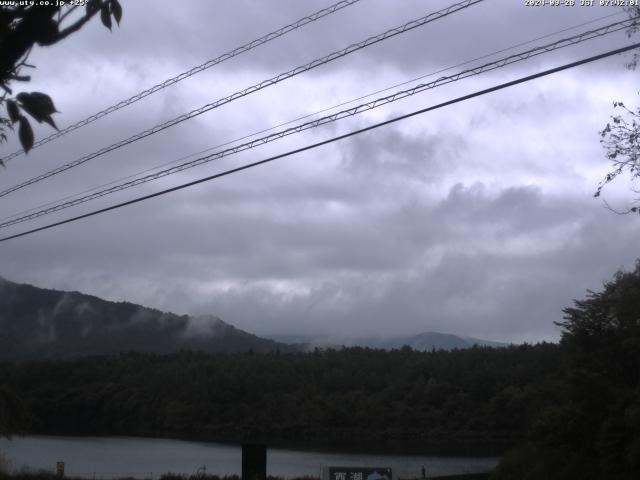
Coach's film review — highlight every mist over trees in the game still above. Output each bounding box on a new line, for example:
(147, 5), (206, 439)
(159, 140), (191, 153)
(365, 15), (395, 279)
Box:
(0, 277), (293, 362)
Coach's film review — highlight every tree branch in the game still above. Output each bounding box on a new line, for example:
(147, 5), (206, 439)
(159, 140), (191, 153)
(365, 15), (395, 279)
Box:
(57, 5), (79, 25)
(0, 6), (57, 80)
(48, 1), (108, 44)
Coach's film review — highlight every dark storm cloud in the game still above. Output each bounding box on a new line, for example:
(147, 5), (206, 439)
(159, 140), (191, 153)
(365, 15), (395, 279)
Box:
(339, 124), (468, 182)
(168, 182), (638, 342)
(4, 165), (637, 343)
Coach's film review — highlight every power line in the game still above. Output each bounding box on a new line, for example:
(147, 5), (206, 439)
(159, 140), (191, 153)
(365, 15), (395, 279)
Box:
(2, 9), (623, 225)
(0, 0), (484, 199)
(0, 17), (632, 229)
(0, 0), (363, 164)
(1, 42), (637, 244)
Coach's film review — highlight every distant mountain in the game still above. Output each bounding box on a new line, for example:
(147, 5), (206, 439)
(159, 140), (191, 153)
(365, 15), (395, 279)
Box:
(379, 331), (508, 350)
(266, 331), (507, 351)
(0, 277), (292, 361)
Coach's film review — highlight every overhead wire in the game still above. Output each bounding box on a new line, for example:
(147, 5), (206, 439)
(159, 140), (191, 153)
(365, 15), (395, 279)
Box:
(0, 0), (485, 199)
(0, 0), (364, 163)
(2, 7), (622, 226)
(1, 42), (638, 244)
(2, 8), (624, 224)
(0, 16), (634, 230)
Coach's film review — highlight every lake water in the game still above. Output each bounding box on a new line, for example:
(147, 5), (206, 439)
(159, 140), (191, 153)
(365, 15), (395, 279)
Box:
(0, 436), (499, 479)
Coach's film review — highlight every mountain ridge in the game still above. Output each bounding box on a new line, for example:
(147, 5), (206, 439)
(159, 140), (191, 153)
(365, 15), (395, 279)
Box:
(0, 277), (506, 361)
(0, 277), (292, 361)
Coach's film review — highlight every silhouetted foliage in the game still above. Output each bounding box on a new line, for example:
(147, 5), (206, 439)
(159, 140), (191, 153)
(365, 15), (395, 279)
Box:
(596, 7), (640, 212)
(623, 6), (640, 70)
(597, 101), (640, 213)
(0, 1), (122, 159)
(493, 261), (640, 480)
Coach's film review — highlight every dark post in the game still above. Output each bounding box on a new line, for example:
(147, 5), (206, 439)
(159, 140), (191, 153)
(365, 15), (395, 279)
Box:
(241, 444), (266, 480)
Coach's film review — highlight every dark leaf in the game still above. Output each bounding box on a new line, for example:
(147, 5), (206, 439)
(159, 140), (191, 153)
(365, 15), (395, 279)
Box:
(100, 5), (112, 30)
(110, 0), (122, 25)
(18, 116), (34, 153)
(6, 100), (19, 123)
(16, 92), (58, 124)
(26, 93), (56, 114)
(41, 115), (58, 131)
(86, 0), (102, 15)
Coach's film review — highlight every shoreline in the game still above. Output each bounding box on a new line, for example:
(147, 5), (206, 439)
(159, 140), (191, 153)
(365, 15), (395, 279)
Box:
(0, 435), (499, 480)
(10, 432), (511, 458)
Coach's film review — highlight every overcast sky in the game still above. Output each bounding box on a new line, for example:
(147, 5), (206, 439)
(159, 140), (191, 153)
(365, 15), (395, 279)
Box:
(0, 0), (639, 343)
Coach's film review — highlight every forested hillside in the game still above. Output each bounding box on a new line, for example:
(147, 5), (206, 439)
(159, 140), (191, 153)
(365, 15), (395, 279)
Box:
(0, 277), (292, 360)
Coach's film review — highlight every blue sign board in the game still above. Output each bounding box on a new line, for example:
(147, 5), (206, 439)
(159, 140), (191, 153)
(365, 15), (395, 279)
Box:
(328, 467), (392, 480)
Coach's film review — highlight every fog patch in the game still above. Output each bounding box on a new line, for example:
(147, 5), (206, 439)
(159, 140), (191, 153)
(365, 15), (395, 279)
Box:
(182, 314), (229, 338)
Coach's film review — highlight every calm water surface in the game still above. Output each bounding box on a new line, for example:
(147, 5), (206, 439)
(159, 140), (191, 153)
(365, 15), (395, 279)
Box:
(0, 436), (499, 479)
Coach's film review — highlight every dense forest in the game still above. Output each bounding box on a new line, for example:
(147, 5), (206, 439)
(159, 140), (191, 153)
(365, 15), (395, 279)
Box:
(0, 343), (562, 453)
(492, 262), (640, 480)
